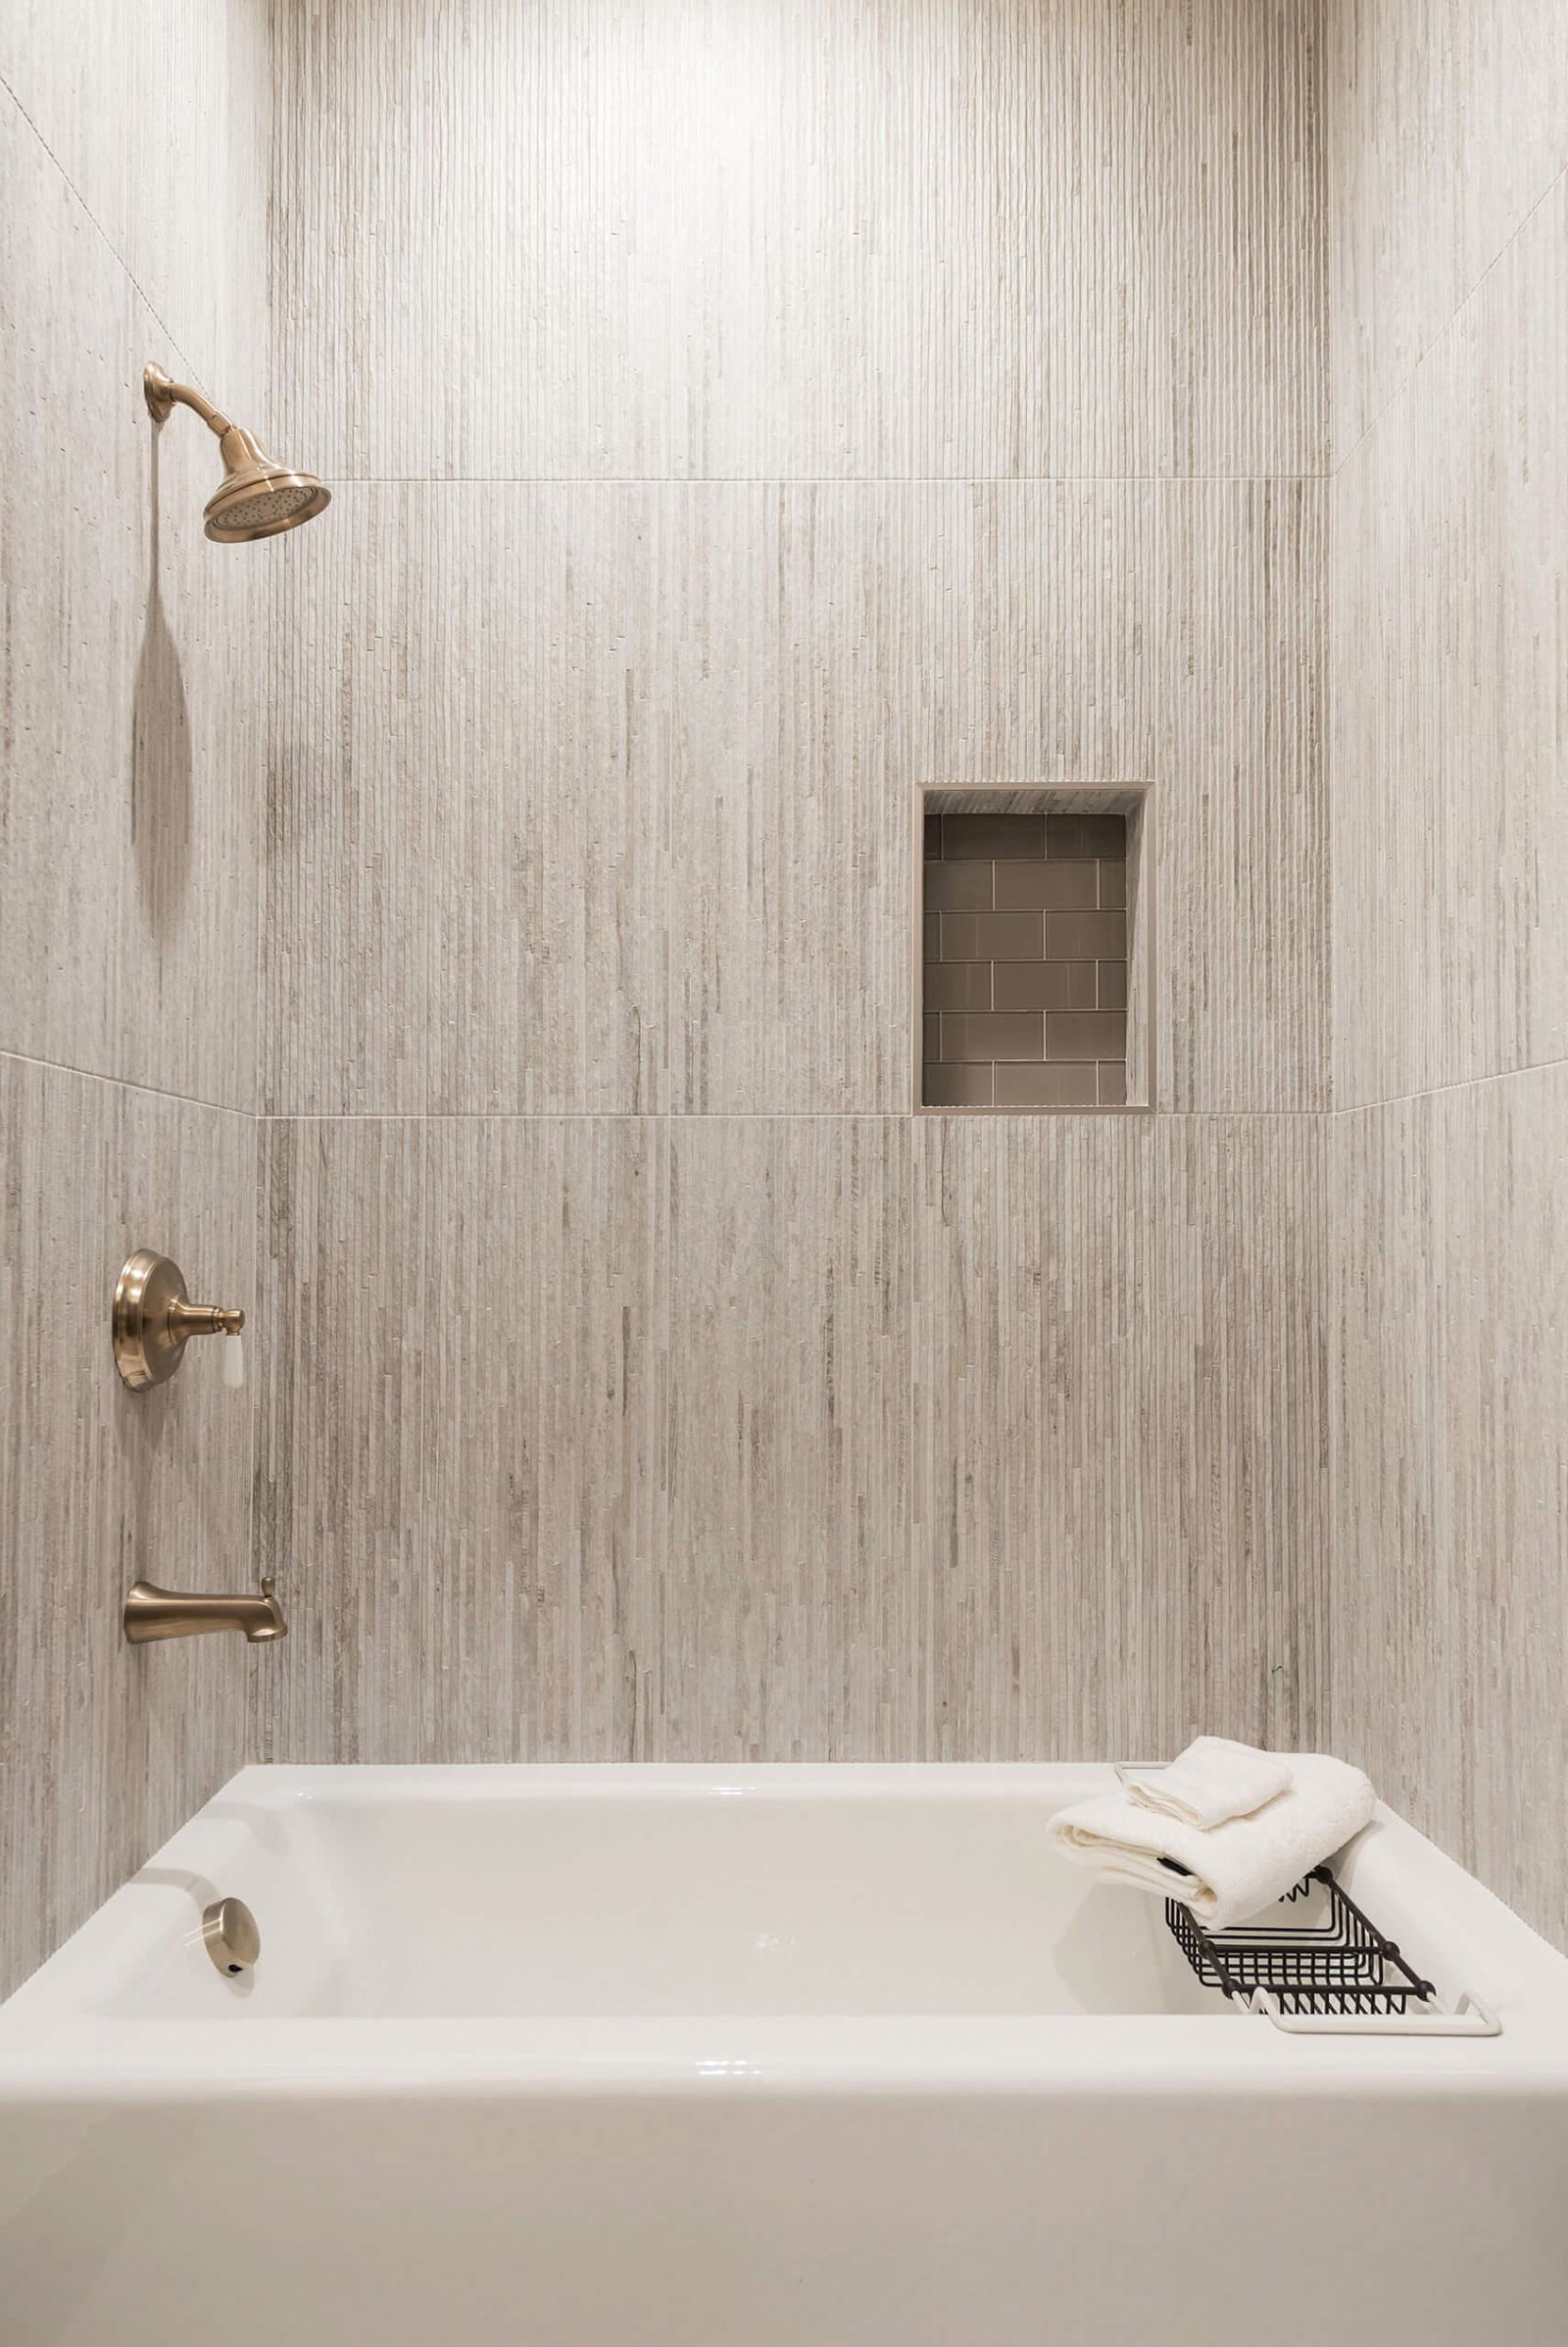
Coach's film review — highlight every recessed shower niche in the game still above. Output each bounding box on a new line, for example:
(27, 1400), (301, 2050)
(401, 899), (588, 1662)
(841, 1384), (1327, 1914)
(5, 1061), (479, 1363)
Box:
(916, 787), (1152, 1111)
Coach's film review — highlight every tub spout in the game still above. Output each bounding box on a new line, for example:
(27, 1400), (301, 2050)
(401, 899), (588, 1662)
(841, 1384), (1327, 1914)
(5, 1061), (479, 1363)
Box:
(123, 1578), (288, 1644)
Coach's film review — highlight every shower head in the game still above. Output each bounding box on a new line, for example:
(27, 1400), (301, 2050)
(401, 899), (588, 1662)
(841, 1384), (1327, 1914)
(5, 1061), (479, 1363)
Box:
(143, 363), (330, 543)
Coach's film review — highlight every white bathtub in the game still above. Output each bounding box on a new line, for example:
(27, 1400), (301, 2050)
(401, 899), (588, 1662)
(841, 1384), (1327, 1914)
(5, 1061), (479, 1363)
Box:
(3, 1763), (1568, 2345)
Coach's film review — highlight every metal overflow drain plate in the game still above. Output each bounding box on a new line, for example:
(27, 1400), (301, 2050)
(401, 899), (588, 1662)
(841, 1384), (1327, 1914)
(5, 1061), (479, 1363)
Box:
(201, 1896), (261, 1978)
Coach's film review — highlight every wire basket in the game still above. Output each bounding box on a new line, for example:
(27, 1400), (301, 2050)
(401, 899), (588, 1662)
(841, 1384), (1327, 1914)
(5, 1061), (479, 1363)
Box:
(1165, 1864), (1439, 2018)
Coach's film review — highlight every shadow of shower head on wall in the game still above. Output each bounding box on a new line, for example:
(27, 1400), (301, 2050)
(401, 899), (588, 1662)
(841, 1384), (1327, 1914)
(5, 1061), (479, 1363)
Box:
(142, 363), (331, 542)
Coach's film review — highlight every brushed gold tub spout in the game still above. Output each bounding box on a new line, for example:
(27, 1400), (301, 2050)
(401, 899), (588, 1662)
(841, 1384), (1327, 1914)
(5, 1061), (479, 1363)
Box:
(123, 1578), (288, 1644)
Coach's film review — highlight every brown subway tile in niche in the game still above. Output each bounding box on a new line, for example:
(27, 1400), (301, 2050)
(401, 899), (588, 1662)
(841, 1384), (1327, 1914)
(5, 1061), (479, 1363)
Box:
(940, 910), (1044, 961)
(925, 961), (993, 1012)
(942, 1013), (1045, 1063)
(994, 862), (1100, 911)
(1046, 1010), (1127, 1061)
(942, 812), (1046, 860)
(924, 1062), (995, 1107)
(1044, 910), (1127, 961)
(925, 860), (995, 912)
(993, 961), (1097, 1012)
(995, 1063), (1100, 1107)
(919, 791), (1147, 1113)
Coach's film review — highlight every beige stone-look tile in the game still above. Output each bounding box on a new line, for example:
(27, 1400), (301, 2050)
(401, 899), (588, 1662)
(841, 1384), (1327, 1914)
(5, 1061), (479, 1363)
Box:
(1159, 478), (1328, 1114)
(911, 1114), (1325, 1759)
(257, 1115), (663, 1765)
(1331, 174), (1568, 1110)
(252, 1117), (428, 1764)
(1331, 1067), (1568, 1951)
(912, 1114), (1157, 1755)
(0, 1057), (255, 1997)
(270, 0), (1322, 481)
(1327, 0), (1568, 456)
(655, 1118), (914, 1758)
(0, 2), (269, 411)
(263, 484), (667, 1116)
(0, 100), (260, 1109)
(256, 1115), (916, 1765)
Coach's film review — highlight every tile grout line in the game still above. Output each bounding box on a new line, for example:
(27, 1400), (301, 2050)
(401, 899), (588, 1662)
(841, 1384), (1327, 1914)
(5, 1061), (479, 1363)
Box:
(0, 69), (208, 395)
(1329, 151), (1568, 480)
(1328, 1054), (1568, 1118)
(306, 472), (1332, 490)
(0, 1046), (254, 1121)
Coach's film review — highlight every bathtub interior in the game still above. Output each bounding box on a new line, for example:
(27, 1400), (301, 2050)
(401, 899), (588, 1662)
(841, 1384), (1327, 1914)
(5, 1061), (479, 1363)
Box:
(80, 1770), (1237, 2024)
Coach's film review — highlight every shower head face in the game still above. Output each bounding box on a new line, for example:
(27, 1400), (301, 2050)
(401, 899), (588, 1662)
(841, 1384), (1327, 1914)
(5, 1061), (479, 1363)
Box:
(204, 460), (331, 543)
(144, 366), (333, 543)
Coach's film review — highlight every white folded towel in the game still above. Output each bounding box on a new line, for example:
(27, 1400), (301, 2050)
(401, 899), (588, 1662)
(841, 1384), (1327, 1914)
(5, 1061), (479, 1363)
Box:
(1049, 1753), (1377, 1932)
(1123, 1736), (1293, 1831)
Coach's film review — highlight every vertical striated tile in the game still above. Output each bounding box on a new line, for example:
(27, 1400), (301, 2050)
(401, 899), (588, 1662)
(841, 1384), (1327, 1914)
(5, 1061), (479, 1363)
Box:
(0, 1), (270, 413)
(0, 1060), (255, 1997)
(1155, 1115), (1329, 1753)
(912, 1113), (1327, 1761)
(1160, 478), (1329, 1113)
(656, 1117), (914, 1757)
(416, 1117), (662, 1762)
(263, 485), (666, 1116)
(1330, 175), (1568, 1111)
(0, 99), (260, 1109)
(252, 1117), (427, 1762)
(911, 1114), (1157, 1758)
(1331, 1073), (1568, 1950)
(1327, 0), (1568, 457)
(268, 0), (1324, 481)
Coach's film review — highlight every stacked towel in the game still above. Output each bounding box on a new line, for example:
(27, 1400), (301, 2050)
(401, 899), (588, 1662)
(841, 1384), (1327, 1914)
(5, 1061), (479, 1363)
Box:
(1123, 1736), (1292, 1831)
(1050, 1749), (1376, 1931)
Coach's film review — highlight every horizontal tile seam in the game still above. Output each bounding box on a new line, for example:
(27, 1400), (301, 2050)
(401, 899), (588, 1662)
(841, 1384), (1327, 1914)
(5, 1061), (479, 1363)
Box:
(308, 472), (1332, 489)
(256, 1108), (1330, 1123)
(0, 1048), (255, 1121)
(0, 70), (208, 395)
(1328, 1053), (1568, 1118)
(1329, 150), (1568, 480)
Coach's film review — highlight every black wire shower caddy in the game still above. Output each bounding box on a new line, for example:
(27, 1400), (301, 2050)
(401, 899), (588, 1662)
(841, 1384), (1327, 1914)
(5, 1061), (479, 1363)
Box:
(1165, 1864), (1439, 2019)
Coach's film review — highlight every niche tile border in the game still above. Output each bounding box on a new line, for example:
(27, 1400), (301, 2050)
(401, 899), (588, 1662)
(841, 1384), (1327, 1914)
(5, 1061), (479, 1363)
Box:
(913, 784), (1155, 1115)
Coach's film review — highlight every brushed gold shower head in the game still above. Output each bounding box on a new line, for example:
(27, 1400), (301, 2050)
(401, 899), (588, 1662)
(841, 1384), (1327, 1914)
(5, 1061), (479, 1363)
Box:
(143, 363), (331, 543)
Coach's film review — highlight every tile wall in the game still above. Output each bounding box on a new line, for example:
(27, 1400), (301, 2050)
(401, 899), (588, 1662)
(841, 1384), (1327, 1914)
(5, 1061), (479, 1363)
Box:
(255, 0), (1331, 1771)
(1325, 4), (1568, 1948)
(0, 2), (270, 1998)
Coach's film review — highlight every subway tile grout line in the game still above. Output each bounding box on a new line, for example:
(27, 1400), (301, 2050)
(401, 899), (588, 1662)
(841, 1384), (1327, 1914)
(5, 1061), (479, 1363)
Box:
(0, 70), (205, 394)
(0, 1047), (255, 1121)
(1328, 151), (1568, 481)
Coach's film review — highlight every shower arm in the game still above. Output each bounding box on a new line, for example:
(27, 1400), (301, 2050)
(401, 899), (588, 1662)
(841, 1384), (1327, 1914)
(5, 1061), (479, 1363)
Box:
(142, 364), (270, 471)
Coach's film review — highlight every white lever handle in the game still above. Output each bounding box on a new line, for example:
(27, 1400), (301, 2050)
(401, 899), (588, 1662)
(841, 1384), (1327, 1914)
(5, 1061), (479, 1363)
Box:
(222, 1332), (245, 1390)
